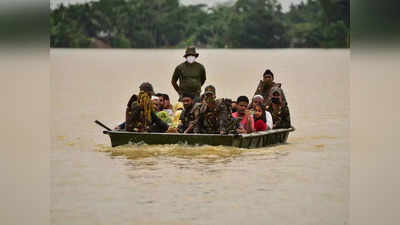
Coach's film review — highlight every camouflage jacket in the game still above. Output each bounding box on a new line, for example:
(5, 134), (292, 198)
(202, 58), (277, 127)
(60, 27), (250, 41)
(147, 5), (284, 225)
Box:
(193, 98), (238, 134)
(125, 102), (168, 132)
(178, 103), (201, 133)
(265, 104), (291, 129)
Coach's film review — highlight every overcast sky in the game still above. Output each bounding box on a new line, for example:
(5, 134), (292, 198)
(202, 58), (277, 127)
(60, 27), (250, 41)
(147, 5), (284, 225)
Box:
(50, 0), (305, 12)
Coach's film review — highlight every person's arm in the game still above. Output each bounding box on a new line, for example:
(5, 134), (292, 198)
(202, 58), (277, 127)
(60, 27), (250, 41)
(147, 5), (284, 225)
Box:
(171, 66), (181, 95)
(184, 123), (194, 133)
(150, 112), (169, 133)
(244, 110), (254, 133)
(200, 65), (206, 86)
(218, 103), (229, 134)
(280, 87), (288, 106)
(192, 105), (201, 133)
(278, 106), (291, 128)
(178, 110), (186, 132)
(114, 121), (125, 130)
(254, 80), (263, 96)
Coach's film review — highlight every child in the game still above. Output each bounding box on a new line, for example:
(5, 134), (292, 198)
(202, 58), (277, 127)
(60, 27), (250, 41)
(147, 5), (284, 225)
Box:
(253, 103), (267, 132)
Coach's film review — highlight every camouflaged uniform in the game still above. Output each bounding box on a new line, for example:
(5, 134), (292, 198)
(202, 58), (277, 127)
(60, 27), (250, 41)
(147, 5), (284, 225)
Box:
(126, 102), (168, 132)
(193, 98), (238, 134)
(265, 104), (291, 129)
(254, 81), (286, 106)
(265, 87), (291, 129)
(177, 103), (201, 133)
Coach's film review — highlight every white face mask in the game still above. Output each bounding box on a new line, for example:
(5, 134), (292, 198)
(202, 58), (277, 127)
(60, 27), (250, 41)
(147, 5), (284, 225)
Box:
(186, 56), (196, 64)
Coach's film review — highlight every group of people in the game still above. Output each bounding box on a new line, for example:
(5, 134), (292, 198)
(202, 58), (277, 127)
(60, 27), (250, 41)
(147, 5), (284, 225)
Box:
(115, 47), (291, 134)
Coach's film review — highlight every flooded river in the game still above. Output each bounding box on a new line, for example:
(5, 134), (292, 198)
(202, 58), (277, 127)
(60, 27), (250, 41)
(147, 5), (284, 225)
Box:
(51, 49), (349, 225)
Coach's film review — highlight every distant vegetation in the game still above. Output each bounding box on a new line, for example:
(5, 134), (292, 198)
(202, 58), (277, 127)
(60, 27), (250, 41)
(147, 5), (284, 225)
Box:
(50, 0), (349, 48)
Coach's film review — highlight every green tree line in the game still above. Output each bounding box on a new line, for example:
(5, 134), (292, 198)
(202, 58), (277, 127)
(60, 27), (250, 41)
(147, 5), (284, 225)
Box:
(50, 0), (349, 48)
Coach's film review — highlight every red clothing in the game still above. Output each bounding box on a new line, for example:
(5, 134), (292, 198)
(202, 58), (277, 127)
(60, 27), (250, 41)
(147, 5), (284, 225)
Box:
(232, 112), (254, 132)
(254, 119), (267, 131)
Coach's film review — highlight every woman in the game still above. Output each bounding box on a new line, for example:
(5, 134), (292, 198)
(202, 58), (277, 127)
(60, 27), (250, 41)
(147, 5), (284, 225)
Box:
(253, 103), (267, 131)
(250, 95), (273, 129)
(265, 86), (291, 129)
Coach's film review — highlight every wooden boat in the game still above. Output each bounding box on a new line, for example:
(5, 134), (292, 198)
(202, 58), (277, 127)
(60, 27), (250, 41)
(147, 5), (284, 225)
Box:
(101, 127), (295, 149)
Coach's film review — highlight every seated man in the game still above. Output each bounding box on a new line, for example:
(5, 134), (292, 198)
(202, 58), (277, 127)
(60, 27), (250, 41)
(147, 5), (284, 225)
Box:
(266, 86), (291, 129)
(254, 69), (286, 105)
(178, 93), (201, 133)
(232, 96), (254, 133)
(126, 90), (168, 132)
(193, 88), (238, 134)
(115, 82), (168, 133)
(151, 95), (161, 112)
(162, 94), (173, 109)
(155, 93), (165, 110)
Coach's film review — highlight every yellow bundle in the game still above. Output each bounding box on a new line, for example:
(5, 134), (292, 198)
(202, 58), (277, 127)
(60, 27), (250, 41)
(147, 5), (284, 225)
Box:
(169, 102), (183, 128)
(138, 91), (153, 127)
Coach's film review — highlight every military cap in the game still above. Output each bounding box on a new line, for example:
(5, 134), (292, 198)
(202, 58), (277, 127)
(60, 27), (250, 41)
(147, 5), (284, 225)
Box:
(204, 85), (216, 96)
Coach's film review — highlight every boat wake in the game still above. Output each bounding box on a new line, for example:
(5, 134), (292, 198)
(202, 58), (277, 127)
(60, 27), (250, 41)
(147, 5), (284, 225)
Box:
(95, 143), (289, 162)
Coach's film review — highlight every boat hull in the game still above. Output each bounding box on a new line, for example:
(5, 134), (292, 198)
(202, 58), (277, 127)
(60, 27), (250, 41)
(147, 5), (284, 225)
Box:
(103, 127), (295, 149)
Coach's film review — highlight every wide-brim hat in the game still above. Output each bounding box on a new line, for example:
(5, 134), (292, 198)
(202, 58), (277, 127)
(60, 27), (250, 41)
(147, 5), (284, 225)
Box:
(183, 46), (199, 58)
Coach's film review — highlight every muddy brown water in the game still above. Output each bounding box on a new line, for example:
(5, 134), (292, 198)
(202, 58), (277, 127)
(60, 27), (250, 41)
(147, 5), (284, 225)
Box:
(51, 49), (349, 225)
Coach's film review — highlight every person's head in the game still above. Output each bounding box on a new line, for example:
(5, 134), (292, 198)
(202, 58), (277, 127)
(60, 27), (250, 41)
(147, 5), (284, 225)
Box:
(262, 69), (274, 86)
(162, 94), (170, 107)
(236, 96), (249, 114)
(151, 96), (160, 111)
(155, 93), (164, 109)
(204, 91), (216, 106)
(253, 103), (266, 124)
(182, 92), (195, 110)
(252, 95), (264, 108)
(204, 85), (216, 97)
(254, 103), (264, 119)
(270, 86), (284, 105)
(139, 82), (155, 96)
(183, 46), (199, 64)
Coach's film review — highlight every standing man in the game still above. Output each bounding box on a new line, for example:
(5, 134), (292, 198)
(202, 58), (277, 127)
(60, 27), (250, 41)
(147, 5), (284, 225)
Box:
(171, 46), (206, 102)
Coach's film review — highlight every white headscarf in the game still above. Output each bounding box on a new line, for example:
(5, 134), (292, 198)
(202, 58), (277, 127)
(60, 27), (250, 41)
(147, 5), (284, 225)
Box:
(253, 95), (264, 101)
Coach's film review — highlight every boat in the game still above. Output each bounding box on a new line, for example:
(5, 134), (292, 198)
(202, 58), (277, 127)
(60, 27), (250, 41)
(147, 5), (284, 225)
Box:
(100, 125), (295, 149)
